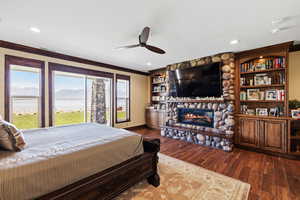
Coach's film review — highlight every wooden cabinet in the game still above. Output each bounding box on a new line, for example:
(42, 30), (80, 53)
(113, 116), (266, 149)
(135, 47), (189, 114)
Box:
(260, 120), (287, 153)
(238, 118), (259, 148)
(145, 108), (165, 129)
(237, 117), (287, 154)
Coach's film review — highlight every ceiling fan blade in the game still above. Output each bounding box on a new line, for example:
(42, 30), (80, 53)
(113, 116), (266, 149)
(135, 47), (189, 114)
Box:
(116, 44), (140, 50)
(145, 44), (166, 54)
(140, 27), (150, 44)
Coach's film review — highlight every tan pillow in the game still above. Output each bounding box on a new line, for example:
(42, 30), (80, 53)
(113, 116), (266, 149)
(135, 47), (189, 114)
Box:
(0, 120), (26, 151)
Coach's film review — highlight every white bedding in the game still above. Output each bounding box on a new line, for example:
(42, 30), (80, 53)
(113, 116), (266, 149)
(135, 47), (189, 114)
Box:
(0, 123), (144, 200)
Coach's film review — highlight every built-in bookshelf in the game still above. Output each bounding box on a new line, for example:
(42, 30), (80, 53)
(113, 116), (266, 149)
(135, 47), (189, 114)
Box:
(150, 69), (167, 110)
(235, 42), (300, 160)
(238, 56), (288, 117)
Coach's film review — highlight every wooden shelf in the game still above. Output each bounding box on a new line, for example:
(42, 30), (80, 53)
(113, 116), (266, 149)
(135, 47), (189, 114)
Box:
(152, 91), (167, 93)
(235, 114), (292, 120)
(240, 84), (285, 89)
(152, 82), (166, 85)
(166, 99), (224, 103)
(240, 68), (286, 75)
(161, 125), (233, 139)
(240, 100), (284, 103)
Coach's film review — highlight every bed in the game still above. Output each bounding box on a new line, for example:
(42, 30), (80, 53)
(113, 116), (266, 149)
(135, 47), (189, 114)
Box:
(0, 123), (160, 200)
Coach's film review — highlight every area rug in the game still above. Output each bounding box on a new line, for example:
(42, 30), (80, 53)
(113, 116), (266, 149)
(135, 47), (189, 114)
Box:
(116, 153), (250, 200)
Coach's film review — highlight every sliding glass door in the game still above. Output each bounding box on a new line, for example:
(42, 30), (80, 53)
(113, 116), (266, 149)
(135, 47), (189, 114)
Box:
(52, 70), (113, 126)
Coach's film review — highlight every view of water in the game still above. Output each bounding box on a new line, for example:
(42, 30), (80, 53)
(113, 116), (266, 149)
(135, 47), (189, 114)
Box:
(11, 98), (126, 114)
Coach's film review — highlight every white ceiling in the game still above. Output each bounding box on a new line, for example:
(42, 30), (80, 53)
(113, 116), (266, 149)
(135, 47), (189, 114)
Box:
(0, 0), (300, 72)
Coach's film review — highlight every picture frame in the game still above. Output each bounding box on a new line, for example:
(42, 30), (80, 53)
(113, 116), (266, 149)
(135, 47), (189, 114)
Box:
(247, 89), (260, 100)
(246, 109), (255, 115)
(254, 74), (269, 85)
(269, 108), (278, 116)
(265, 90), (277, 100)
(291, 110), (300, 119)
(256, 108), (268, 116)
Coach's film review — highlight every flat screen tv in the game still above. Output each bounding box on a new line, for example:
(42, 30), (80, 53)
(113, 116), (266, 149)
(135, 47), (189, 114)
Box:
(168, 62), (222, 97)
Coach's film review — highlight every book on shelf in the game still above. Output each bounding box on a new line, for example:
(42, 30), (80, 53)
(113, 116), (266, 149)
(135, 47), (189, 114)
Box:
(240, 57), (285, 73)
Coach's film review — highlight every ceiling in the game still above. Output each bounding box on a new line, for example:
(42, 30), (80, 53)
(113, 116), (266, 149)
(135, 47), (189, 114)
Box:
(0, 0), (300, 72)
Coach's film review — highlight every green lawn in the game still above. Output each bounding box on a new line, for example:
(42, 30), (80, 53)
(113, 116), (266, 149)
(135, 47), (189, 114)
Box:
(13, 111), (126, 129)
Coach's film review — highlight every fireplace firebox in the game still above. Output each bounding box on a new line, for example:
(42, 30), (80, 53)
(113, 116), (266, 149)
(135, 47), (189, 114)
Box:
(177, 108), (214, 127)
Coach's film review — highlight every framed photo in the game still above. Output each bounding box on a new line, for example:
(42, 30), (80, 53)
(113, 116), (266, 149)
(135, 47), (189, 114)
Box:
(266, 90), (277, 100)
(247, 89), (260, 100)
(269, 108), (278, 116)
(254, 74), (269, 85)
(246, 109), (255, 115)
(291, 110), (300, 119)
(256, 108), (268, 116)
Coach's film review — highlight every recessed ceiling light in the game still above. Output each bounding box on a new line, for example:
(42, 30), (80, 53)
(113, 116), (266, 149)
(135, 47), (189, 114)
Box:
(271, 28), (280, 34)
(146, 62), (152, 66)
(30, 27), (41, 33)
(230, 40), (239, 45)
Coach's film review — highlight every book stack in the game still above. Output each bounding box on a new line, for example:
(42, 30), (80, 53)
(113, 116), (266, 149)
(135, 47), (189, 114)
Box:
(240, 57), (286, 72)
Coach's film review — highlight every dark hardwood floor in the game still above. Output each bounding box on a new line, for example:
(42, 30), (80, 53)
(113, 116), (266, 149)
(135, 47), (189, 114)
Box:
(129, 127), (300, 200)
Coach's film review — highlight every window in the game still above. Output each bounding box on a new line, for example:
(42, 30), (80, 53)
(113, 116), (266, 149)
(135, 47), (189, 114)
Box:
(49, 63), (113, 127)
(5, 55), (45, 129)
(116, 74), (130, 123)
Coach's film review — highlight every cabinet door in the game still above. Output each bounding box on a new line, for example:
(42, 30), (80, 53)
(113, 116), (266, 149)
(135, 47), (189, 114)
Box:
(261, 120), (287, 153)
(238, 118), (259, 147)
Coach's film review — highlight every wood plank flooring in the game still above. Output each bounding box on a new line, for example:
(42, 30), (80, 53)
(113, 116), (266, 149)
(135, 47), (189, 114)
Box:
(129, 127), (300, 200)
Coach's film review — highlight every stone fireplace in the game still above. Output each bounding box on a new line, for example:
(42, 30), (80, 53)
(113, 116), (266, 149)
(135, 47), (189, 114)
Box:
(160, 52), (236, 152)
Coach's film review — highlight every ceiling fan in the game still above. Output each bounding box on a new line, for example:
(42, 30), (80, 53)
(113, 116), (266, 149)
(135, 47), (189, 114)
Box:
(117, 27), (165, 54)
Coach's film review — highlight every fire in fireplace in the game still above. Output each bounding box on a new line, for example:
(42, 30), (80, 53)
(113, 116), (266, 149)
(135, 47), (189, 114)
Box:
(177, 108), (214, 127)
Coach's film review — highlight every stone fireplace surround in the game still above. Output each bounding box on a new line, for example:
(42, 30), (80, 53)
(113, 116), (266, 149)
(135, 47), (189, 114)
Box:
(161, 53), (236, 152)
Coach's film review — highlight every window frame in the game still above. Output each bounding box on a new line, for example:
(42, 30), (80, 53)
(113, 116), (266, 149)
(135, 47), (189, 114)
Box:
(48, 62), (114, 127)
(115, 74), (131, 123)
(4, 55), (46, 127)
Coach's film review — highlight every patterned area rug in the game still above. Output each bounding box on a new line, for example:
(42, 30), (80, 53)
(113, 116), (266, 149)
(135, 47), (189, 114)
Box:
(116, 153), (250, 200)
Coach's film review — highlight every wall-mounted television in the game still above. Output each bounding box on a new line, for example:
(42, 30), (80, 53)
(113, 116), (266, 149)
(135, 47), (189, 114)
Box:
(168, 62), (222, 97)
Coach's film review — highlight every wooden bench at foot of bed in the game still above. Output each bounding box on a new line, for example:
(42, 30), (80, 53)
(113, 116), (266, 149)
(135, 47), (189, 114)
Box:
(38, 138), (161, 200)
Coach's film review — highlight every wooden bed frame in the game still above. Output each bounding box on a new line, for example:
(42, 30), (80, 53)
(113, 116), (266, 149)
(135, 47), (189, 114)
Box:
(38, 138), (160, 200)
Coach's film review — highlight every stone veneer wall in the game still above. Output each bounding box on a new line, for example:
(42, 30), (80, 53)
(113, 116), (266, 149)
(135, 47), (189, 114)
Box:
(161, 53), (236, 152)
